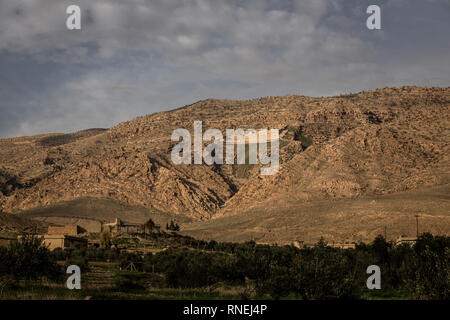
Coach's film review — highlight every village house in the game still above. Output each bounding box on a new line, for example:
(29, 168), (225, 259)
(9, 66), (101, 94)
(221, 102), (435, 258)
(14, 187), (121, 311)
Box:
(101, 218), (142, 234)
(327, 242), (357, 249)
(395, 235), (417, 246)
(42, 234), (88, 250)
(47, 225), (84, 236)
(18, 224), (89, 250)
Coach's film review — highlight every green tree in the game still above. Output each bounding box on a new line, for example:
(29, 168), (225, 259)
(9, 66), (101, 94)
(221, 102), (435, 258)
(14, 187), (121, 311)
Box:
(370, 234), (391, 266)
(4, 233), (62, 282)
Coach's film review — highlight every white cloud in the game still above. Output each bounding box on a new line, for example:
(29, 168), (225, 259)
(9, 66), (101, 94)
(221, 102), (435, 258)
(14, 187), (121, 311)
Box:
(0, 0), (449, 137)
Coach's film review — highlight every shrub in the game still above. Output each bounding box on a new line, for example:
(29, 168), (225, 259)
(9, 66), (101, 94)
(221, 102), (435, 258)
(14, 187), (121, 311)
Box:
(100, 231), (112, 249)
(65, 255), (89, 273)
(4, 234), (62, 282)
(113, 271), (146, 291)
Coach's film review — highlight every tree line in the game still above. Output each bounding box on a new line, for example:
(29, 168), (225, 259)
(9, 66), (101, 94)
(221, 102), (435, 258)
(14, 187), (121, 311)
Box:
(0, 233), (448, 299)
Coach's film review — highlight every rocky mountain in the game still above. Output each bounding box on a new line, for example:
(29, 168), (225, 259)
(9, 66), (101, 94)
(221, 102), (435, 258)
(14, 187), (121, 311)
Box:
(0, 86), (449, 242)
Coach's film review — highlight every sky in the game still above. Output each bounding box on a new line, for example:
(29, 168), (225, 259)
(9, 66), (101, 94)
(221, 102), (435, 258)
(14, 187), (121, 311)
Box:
(0, 0), (449, 137)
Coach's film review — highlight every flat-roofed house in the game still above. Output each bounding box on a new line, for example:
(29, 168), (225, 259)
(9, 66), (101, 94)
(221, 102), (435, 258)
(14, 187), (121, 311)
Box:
(43, 234), (88, 250)
(39, 224), (88, 250)
(102, 218), (141, 234)
(47, 225), (83, 236)
(395, 235), (417, 246)
(327, 243), (357, 249)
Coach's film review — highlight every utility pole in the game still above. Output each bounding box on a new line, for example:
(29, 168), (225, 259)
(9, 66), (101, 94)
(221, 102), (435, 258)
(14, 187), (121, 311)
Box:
(414, 215), (420, 238)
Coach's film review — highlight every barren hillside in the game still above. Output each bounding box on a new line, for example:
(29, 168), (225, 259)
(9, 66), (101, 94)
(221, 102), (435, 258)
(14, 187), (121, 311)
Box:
(1, 86), (449, 242)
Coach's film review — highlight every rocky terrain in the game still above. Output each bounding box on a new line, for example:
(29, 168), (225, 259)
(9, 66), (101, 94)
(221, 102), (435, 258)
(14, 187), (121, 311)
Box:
(0, 86), (449, 242)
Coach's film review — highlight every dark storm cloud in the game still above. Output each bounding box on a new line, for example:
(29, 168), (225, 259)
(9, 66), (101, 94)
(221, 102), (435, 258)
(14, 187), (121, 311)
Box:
(0, 0), (449, 137)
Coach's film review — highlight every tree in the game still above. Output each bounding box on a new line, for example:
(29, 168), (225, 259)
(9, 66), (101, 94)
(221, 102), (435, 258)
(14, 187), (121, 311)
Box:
(370, 234), (391, 265)
(412, 246), (449, 299)
(3, 233), (62, 282)
(166, 219), (180, 231)
(289, 247), (359, 300)
(144, 218), (156, 234)
(100, 231), (112, 249)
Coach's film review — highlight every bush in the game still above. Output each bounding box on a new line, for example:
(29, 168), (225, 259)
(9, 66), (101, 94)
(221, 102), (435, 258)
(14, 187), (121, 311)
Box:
(114, 271), (146, 291)
(65, 255), (89, 273)
(411, 246), (449, 299)
(51, 247), (66, 261)
(3, 234), (62, 282)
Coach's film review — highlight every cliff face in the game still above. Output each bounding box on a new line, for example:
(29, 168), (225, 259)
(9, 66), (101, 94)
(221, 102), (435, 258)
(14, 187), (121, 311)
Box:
(0, 87), (449, 226)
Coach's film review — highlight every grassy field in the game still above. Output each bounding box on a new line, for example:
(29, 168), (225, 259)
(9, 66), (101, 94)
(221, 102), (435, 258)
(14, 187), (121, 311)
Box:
(0, 261), (252, 300)
(1, 260), (413, 300)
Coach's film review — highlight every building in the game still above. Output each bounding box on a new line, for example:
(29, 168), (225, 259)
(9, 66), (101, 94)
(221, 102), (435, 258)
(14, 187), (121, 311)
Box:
(395, 235), (417, 246)
(17, 224), (88, 250)
(327, 243), (356, 249)
(16, 233), (88, 250)
(42, 234), (88, 250)
(102, 218), (141, 234)
(291, 240), (305, 248)
(47, 225), (84, 236)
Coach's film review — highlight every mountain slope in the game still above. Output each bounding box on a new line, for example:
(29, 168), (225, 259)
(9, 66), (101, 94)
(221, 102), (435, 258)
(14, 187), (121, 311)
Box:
(0, 86), (449, 241)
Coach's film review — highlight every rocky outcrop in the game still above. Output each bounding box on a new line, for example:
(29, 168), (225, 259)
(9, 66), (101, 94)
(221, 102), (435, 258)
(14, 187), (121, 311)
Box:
(0, 86), (448, 223)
